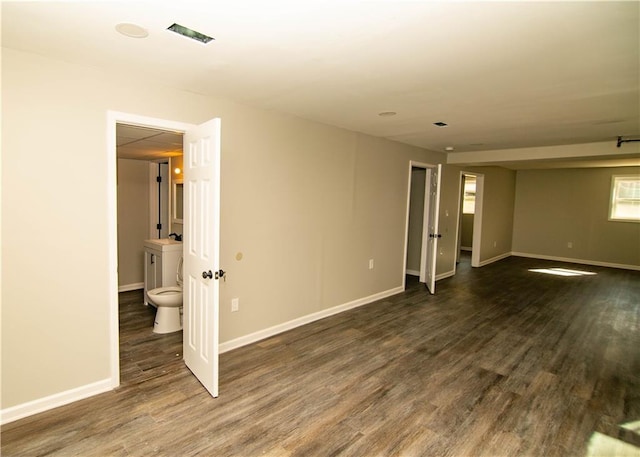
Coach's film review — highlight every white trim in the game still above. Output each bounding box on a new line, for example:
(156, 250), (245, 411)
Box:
(477, 251), (511, 267)
(608, 174), (640, 223)
(118, 282), (144, 292)
(471, 174), (484, 268)
(511, 252), (640, 271)
(107, 111), (196, 393)
(219, 286), (404, 354)
(1, 378), (113, 425)
(453, 171), (484, 273)
(436, 270), (455, 281)
(406, 269), (420, 276)
(403, 160), (439, 289)
(460, 246), (472, 252)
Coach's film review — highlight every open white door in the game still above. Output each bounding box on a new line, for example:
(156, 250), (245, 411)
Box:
(183, 118), (221, 397)
(423, 164), (442, 294)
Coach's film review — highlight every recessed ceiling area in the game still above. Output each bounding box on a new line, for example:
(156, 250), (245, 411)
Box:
(116, 124), (183, 161)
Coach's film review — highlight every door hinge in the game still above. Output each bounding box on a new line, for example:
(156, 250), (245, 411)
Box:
(156, 176), (162, 183)
(157, 223), (162, 230)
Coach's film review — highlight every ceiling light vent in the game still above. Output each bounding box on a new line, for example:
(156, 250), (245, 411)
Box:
(167, 23), (214, 44)
(433, 122), (448, 127)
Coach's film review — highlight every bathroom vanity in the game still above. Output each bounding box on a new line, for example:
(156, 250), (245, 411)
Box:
(143, 238), (183, 307)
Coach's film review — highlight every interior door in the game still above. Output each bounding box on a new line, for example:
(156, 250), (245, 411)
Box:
(423, 164), (442, 293)
(183, 118), (221, 398)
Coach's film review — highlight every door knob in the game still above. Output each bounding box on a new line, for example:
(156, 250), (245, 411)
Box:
(202, 270), (213, 279)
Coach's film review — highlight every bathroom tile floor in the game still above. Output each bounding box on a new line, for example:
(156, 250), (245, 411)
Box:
(118, 290), (184, 387)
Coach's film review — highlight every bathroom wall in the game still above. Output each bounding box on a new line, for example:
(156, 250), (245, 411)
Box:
(117, 159), (149, 289)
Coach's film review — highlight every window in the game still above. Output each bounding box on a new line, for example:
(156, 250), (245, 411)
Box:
(463, 176), (476, 214)
(609, 175), (640, 222)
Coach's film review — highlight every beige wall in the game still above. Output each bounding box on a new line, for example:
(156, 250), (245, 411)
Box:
(475, 166), (517, 261)
(440, 165), (516, 270)
(1, 48), (445, 409)
(117, 159), (149, 288)
(406, 168), (425, 273)
(461, 213), (474, 248)
(513, 167), (640, 267)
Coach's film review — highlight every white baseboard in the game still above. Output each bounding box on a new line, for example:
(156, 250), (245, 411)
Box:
(118, 282), (144, 292)
(511, 252), (640, 271)
(460, 246), (472, 252)
(219, 286), (404, 354)
(477, 252), (512, 267)
(407, 270), (453, 281)
(436, 270), (455, 281)
(1, 378), (114, 425)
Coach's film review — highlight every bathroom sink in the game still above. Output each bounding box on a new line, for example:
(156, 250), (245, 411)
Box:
(144, 238), (183, 252)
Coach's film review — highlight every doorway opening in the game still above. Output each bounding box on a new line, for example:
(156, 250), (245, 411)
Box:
(108, 112), (195, 389)
(115, 122), (185, 384)
(455, 171), (484, 270)
(404, 161), (442, 293)
(109, 112), (222, 398)
(458, 174), (476, 258)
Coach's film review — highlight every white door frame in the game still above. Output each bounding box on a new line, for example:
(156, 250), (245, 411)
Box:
(402, 160), (440, 290)
(453, 171), (484, 271)
(107, 111), (196, 388)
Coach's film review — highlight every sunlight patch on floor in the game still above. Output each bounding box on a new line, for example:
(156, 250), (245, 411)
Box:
(529, 267), (597, 277)
(586, 433), (640, 457)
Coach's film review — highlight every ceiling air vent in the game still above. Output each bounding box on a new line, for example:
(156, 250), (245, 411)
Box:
(433, 122), (448, 127)
(167, 23), (214, 44)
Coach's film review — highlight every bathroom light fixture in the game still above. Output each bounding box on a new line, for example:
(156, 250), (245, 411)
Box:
(167, 23), (214, 44)
(378, 111), (397, 117)
(115, 23), (149, 38)
(174, 167), (181, 175)
(433, 122), (448, 127)
(445, 146), (454, 151)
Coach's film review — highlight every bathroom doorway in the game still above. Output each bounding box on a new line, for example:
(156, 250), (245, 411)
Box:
(114, 121), (185, 385)
(109, 111), (222, 398)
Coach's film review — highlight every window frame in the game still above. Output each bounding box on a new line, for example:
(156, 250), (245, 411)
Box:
(609, 174), (640, 223)
(462, 177), (476, 215)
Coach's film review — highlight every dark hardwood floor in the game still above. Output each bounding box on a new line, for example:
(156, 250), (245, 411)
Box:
(2, 254), (639, 456)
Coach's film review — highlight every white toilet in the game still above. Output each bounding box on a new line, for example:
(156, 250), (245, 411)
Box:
(147, 257), (183, 334)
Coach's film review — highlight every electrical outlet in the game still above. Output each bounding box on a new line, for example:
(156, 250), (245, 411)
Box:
(493, 241), (497, 248)
(369, 259), (374, 270)
(231, 298), (239, 312)
(567, 241), (573, 248)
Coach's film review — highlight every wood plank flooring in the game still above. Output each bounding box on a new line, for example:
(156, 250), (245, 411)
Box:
(2, 254), (639, 456)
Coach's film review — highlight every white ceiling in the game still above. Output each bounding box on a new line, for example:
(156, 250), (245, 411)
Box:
(116, 124), (183, 161)
(2, 1), (639, 166)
